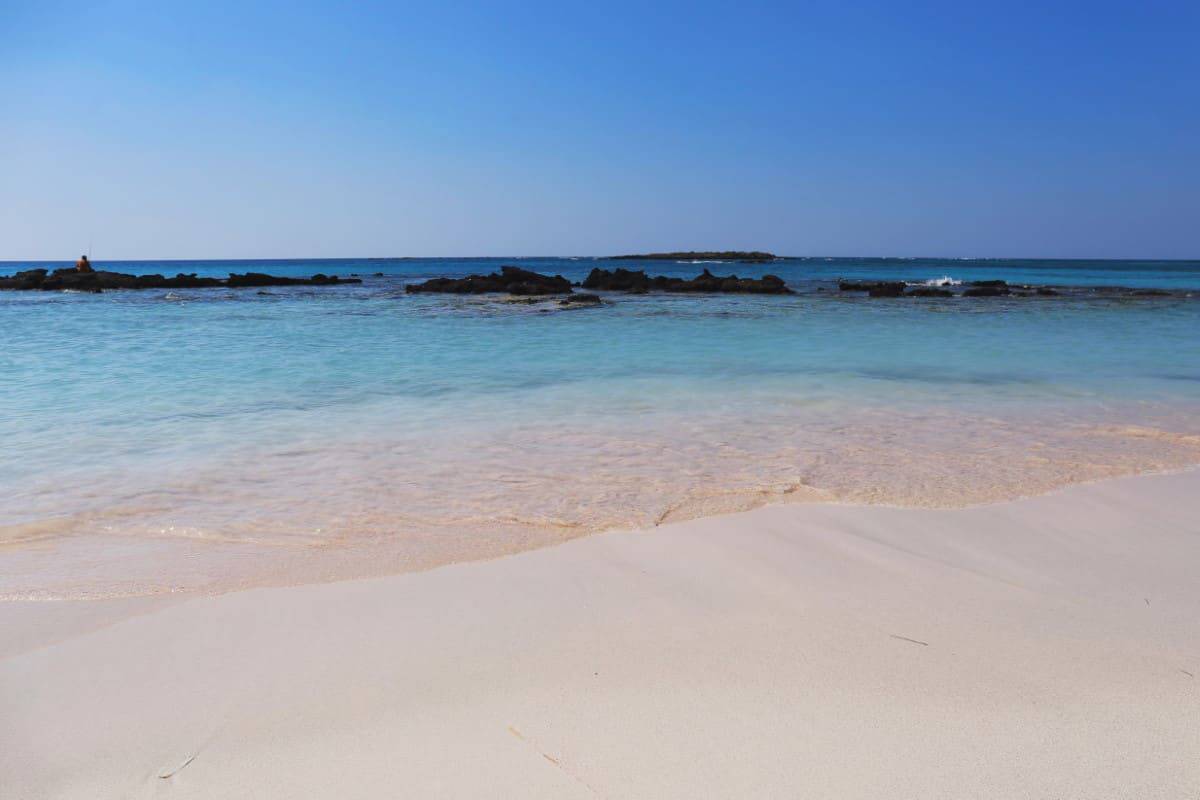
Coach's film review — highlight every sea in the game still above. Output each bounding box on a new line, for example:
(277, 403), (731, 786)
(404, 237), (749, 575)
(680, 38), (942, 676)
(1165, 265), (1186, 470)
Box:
(3, 256), (1199, 599)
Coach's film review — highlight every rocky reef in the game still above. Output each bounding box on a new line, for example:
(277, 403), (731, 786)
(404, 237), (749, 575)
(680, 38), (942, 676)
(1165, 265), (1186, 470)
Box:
(836, 278), (1187, 300)
(905, 287), (955, 298)
(837, 279), (1020, 299)
(558, 293), (603, 308)
(962, 285), (1011, 297)
(404, 266), (573, 295)
(226, 272), (360, 288)
(582, 267), (792, 294)
(505, 293), (604, 310)
(0, 268), (361, 293)
(838, 281), (907, 297)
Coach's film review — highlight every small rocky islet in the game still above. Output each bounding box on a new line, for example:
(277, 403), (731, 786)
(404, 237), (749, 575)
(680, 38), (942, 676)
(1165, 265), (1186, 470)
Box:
(0, 267), (361, 293)
(833, 279), (1182, 299)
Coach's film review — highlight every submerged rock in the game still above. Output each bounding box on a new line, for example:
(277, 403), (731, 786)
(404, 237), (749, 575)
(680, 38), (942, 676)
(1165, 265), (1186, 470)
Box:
(582, 268), (792, 294)
(405, 265), (573, 295)
(0, 267), (361, 292)
(557, 293), (603, 308)
(905, 287), (954, 298)
(962, 286), (1011, 297)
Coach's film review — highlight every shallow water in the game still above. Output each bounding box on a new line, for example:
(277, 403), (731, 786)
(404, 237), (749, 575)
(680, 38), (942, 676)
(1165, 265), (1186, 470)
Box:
(3, 257), (1199, 598)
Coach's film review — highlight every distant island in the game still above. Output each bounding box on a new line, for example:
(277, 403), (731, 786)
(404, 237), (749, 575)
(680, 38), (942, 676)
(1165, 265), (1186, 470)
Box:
(608, 251), (776, 262)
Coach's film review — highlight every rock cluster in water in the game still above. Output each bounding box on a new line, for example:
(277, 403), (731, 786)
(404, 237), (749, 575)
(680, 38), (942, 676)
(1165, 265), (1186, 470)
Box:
(838, 279), (1069, 299)
(582, 267), (793, 294)
(404, 265), (792, 296)
(405, 266), (573, 295)
(0, 268), (362, 293)
(838, 281), (908, 297)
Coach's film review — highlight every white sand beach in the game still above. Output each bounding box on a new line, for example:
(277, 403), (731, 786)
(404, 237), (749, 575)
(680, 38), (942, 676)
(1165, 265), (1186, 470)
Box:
(3, 470), (1198, 799)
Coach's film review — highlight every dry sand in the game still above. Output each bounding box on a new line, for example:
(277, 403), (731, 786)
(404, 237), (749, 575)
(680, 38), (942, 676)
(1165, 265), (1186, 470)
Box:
(2, 470), (1198, 798)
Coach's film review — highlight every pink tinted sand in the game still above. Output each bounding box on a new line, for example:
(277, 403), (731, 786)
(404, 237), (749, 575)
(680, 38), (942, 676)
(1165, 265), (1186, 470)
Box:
(2, 470), (1198, 798)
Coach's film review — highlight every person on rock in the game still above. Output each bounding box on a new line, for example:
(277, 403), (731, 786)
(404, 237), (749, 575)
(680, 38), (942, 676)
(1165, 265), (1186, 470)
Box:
(75, 255), (94, 273)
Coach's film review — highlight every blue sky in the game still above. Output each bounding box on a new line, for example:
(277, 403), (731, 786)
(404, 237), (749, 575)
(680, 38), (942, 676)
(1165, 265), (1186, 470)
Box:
(2, 1), (1197, 259)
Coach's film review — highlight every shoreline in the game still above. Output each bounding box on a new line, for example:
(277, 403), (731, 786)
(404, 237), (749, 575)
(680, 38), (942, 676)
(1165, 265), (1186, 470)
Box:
(5, 254), (1198, 612)
(3, 468), (1198, 797)
(3, 461), (1200, 638)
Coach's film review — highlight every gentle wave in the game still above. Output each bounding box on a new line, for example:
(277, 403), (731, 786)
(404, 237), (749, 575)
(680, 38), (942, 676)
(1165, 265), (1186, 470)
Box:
(908, 275), (962, 287)
(4, 404), (1200, 600)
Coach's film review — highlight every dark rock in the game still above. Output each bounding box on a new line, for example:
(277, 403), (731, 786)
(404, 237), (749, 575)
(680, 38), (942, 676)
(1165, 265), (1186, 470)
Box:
(0, 268), (359, 292)
(1036, 287), (1060, 296)
(226, 272), (360, 287)
(969, 280), (1009, 288)
(0, 268), (49, 290)
(1092, 286), (1173, 297)
(561, 293), (602, 305)
(135, 273), (223, 289)
(868, 283), (906, 298)
(39, 269), (142, 291)
(405, 266), (573, 296)
(583, 267), (791, 294)
(556, 293), (604, 309)
(963, 286), (1011, 297)
(583, 267), (653, 291)
(905, 287), (954, 298)
(838, 281), (906, 297)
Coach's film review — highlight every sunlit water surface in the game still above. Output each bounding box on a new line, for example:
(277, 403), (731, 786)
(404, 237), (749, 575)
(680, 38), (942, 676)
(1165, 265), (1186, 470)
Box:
(3, 257), (1199, 598)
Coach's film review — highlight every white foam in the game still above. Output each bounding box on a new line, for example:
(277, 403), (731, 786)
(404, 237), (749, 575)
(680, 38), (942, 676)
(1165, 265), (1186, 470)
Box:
(909, 275), (961, 287)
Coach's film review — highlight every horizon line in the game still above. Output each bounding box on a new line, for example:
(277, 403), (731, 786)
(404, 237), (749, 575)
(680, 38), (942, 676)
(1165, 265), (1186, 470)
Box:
(2, 254), (1199, 264)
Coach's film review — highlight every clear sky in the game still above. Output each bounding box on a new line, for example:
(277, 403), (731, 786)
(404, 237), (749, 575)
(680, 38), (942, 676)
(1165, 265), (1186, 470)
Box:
(2, 1), (1197, 260)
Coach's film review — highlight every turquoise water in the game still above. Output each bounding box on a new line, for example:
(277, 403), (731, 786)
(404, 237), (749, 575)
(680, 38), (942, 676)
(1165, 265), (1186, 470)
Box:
(3, 257), (1199, 598)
